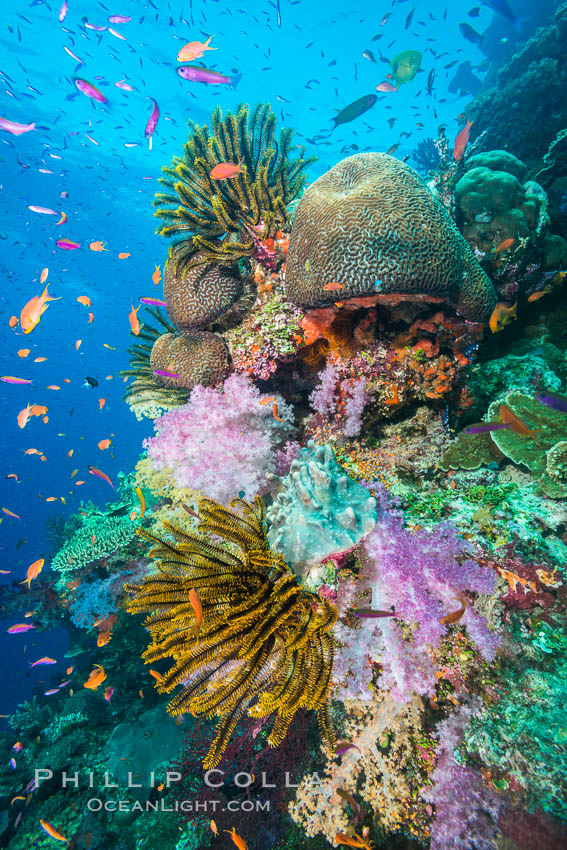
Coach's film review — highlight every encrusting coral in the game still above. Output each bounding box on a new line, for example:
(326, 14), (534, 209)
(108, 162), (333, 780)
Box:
(125, 495), (338, 770)
(154, 102), (314, 274)
(285, 152), (497, 322)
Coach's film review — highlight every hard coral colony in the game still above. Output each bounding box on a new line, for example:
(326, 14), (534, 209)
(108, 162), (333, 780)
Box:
(4, 6), (567, 850)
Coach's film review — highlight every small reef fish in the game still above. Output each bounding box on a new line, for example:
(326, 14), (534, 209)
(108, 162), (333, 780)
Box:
(118, 252), (130, 259)
(323, 282), (344, 291)
(210, 820), (219, 836)
(97, 631), (112, 647)
(153, 369), (180, 379)
(354, 608), (398, 618)
(17, 404), (34, 429)
(535, 391), (567, 414)
(390, 50), (422, 86)
(335, 832), (373, 849)
(88, 465), (115, 489)
(1, 376), (32, 385)
(489, 300), (516, 333)
(74, 78), (108, 104)
(492, 237), (515, 254)
(441, 595), (467, 625)
(140, 297), (167, 306)
(128, 303), (141, 335)
(177, 66), (241, 87)
(8, 623), (35, 634)
(77, 296), (91, 307)
(210, 162), (243, 180)
(56, 238), (80, 251)
(89, 241), (107, 252)
(331, 94), (377, 129)
(40, 819), (69, 843)
(2, 507), (21, 519)
(336, 788), (360, 824)
(454, 119), (473, 161)
(335, 740), (361, 757)
(30, 657), (56, 667)
(84, 664), (107, 690)
(189, 588), (203, 641)
(56, 212), (67, 225)
(459, 23), (484, 46)
(225, 827), (248, 850)
(499, 404), (542, 444)
(145, 98), (159, 150)
(109, 14), (131, 23)
(97, 439), (111, 450)
(104, 686), (114, 702)
(272, 402), (284, 422)
(463, 422), (511, 435)
(0, 117), (36, 135)
(20, 285), (60, 334)
(18, 349), (30, 358)
(28, 206), (57, 215)
(152, 264), (161, 285)
(376, 81), (398, 93)
(177, 35), (216, 62)
(21, 558), (44, 588)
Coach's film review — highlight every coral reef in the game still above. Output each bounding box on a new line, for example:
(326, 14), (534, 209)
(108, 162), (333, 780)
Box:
(144, 373), (292, 505)
(51, 512), (139, 577)
(162, 251), (243, 330)
(126, 495), (338, 770)
(154, 102), (314, 273)
(149, 328), (230, 390)
(285, 152), (496, 322)
(266, 442), (377, 576)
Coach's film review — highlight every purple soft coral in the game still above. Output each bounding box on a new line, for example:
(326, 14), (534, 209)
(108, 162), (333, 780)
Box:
(144, 374), (291, 505)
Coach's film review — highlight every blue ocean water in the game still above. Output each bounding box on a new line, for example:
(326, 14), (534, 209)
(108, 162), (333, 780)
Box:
(1, 1), (566, 848)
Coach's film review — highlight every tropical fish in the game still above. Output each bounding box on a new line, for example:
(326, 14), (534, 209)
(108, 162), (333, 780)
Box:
(335, 740), (361, 757)
(500, 404), (542, 444)
(336, 788), (360, 823)
(189, 588), (203, 641)
(331, 94), (377, 128)
(98, 439), (111, 450)
(128, 303), (141, 335)
(225, 827), (248, 850)
(153, 369), (180, 378)
(390, 50), (422, 86)
(17, 404), (34, 429)
(56, 238), (80, 250)
(77, 295), (91, 307)
(7, 623), (35, 634)
(177, 36), (216, 62)
(210, 820), (219, 836)
(376, 81), (398, 93)
(152, 264), (161, 285)
(335, 833), (373, 849)
(527, 287), (552, 302)
(1, 376), (32, 385)
(492, 237), (515, 254)
(18, 349), (30, 358)
(83, 664), (107, 690)
(210, 162), (244, 180)
(104, 686), (114, 702)
(74, 78), (108, 104)
(323, 282), (344, 291)
(56, 211), (67, 225)
(535, 391), (567, 414)
(89, 465), (115, 489)
(30, 657), (56, 667)
(140, 297), (167, 306)
(354, 608), (399, 618)
(21, 558), (44, 588)
(145, 98), (159, 150)
(40, 819), (69, 843)
(20, 285), (60, 334)
(463, 422), (511, 435)
(115, 80), (133, 91)
(28, 205), (57, 215)
(489, 300), (516, 333)
(454, 119), (473, 161)
(97, 631), (112, 647)
(177, 66), (241, 87)
(441, 595), (467, 625)
(89, 241), (107, 252)
(118, 252), (130, 259)
(459, 22), (484, 46)
(0, 117), (36, 135)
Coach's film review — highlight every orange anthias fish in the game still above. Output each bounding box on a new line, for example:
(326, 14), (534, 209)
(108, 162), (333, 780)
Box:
(21, 558), (44, 589)
(453, 118), (473, 161)
(98, 439), (111, 450)
(499, 404), (542, 445)
(77, 295), (91, 307)
(118, 252), (130, 259)
(89, 241), (107, 252)
(441, 593), (467, 625)
(224, 827), (248, 850)
(492, 237), (515, 254)
(335, 832), (373, 849)
(489, 301), (517, 333)
(17, 404), (34, 429)
(323, 282), (344, 291)
(128, 304), (141, 335)
(97, 630), (112, 647)
(177, 35), (215, 61)
(152, 264), (161, 285)
(39, 819), (69, 843)
(210, 162), (244, 180)
(20, 285), (60, 334)
(83, 664), (107, 690)
(189, 588), (203, 641)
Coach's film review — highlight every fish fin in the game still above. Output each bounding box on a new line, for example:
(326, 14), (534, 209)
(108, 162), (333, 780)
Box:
(229, 72), (242, 89)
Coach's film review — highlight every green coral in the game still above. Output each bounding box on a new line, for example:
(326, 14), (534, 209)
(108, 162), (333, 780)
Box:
(465, 653), (567, 819)
(154, 102), (315, 274)
(442, 391), (567, 498)
(51, 512), (140, 575)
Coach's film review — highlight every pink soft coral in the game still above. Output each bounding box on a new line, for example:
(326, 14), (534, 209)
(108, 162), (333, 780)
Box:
(144, 374), (291, 505)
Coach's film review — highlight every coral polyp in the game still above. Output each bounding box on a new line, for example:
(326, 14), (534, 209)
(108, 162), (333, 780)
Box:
(125, 495), (337, 770)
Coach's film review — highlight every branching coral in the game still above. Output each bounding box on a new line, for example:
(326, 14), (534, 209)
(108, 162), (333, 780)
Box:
(144, 373), (292, 505)
(125, 495), (338, 770)
(154, 102), (315, 274)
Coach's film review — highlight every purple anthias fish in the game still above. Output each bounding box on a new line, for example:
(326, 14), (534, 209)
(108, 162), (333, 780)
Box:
(463, 422), (511, 435)
(7, 623), (35, 634)
(535, 392), (567, 414)
(139, 297), (167, 306)
(145, 98), (159, 150)
(153, 369), (180, 379)
(177, 66), (241, 87)
(109, 14), (131, 23)
(74, 78), (108, 104)
(0, 117), (36, 135)
(354, 608), (399, 618)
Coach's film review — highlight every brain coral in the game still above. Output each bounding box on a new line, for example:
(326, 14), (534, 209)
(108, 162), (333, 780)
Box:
(285, 152), (496, 322)
(163, 252), (243, 330)
(150, 330), (230, 389)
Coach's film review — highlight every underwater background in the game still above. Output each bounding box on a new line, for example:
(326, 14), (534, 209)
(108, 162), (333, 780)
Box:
(1, 0), (567, 848)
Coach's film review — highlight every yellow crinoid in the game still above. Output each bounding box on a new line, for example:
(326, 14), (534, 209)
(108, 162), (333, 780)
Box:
(125, 495), (337, 769)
